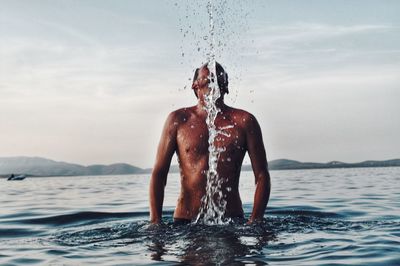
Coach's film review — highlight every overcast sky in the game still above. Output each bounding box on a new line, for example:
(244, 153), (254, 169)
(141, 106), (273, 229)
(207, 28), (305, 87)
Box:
(1, 0), (399, 167)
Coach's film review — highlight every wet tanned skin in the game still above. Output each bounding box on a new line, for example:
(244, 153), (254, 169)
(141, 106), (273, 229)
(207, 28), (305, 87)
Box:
(149, 66), (271, 223)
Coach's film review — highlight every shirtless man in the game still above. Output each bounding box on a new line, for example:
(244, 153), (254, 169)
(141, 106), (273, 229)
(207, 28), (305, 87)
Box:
(149, 62), (271, 224)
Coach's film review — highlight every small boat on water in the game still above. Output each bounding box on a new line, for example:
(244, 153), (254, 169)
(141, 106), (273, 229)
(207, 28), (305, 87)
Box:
(7, 174), (27, 181)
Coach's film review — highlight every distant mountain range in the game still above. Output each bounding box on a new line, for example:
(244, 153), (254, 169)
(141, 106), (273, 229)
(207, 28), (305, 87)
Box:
(0, 157), (144, 177)
(0, 156), (399, 177)
(243, 159), (400, 171)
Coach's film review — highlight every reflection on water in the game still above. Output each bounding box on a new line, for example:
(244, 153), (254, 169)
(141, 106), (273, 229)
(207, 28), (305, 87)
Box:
(147, 221), (274, 265)
(51, 214), (275, 264)
(49, 210), (399, 265)
(1, 169), (400, 265)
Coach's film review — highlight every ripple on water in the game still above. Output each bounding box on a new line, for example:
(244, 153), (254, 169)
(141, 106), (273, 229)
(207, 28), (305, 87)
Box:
(1, 169), (400, 265)
(42, 211), (399, 265)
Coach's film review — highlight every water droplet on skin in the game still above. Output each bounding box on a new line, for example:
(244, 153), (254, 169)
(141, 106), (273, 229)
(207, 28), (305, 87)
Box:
(200, 134), (203, 138)
(173, 122), (178, 126)
(191, 125), (195, 128)
(242, 118), (246, 122)
(227, 157), (231, 162)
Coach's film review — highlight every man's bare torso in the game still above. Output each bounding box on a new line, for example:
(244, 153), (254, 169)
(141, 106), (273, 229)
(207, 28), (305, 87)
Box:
(171, 105), (252, 220)
(149, 64), (270, 224)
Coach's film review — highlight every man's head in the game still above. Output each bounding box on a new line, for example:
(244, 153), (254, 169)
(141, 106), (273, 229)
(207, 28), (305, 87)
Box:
(191, 62), (229, 98)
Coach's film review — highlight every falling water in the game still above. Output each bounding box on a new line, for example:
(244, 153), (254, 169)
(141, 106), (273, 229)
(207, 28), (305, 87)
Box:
(195, 0), (230, 225)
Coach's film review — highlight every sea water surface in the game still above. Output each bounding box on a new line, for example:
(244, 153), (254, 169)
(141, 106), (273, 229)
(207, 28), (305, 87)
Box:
(1, 167), (399, 265)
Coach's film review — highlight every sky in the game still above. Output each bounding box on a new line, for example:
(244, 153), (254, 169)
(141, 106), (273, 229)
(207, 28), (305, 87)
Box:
(0, 0), (399, 168)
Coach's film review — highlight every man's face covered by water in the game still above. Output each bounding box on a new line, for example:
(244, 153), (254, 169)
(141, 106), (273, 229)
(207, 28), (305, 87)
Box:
(192, 63), (229, 99)
(194, 66), (211, 92)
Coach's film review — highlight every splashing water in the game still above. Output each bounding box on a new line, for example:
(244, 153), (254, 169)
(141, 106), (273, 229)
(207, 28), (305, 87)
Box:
(195, 0), (230, 225)
(175, 0), (253, 103)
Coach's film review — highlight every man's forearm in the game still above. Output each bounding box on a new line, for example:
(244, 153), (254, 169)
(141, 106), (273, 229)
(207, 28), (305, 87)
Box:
(149, 173), (166, 223)
(249, 172), (271, 222)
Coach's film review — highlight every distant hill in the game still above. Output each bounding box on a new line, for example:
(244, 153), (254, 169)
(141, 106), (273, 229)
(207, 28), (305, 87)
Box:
(0, 157), (145, 177)
(264, 158), (400, 170)
(0, 156), (399, 177)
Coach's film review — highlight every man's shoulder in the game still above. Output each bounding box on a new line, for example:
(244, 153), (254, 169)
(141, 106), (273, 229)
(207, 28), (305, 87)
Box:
(169, 106), (196, 117)
(165, 106), (196, 124)
(227, 106), (256, 120)
(225, 106), (260, 131)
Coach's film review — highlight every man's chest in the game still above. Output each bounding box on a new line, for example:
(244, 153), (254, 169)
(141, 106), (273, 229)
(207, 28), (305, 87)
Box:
(176, 119), (246, 156)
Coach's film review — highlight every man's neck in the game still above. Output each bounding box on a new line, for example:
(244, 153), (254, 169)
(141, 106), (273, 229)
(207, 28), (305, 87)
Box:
(197, 97), (226, 111)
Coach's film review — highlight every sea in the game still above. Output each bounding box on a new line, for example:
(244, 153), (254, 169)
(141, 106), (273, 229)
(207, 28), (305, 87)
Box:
(1, 167), (399, 265)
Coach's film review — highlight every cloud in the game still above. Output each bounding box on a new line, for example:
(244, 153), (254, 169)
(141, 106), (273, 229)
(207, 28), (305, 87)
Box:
(251, 22), (396, 44)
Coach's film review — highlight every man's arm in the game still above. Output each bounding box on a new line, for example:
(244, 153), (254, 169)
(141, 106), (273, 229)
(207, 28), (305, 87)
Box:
(245, 114), (271, 223)
(149, 112), (178, 224)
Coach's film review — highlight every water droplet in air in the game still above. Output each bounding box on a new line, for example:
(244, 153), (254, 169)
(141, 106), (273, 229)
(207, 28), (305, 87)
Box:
(227, 157), (231, 162)
(226, 187), (232, 192)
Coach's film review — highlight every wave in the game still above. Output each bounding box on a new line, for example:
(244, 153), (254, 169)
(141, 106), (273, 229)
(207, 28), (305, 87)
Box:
(0, 228), (45, 238)
(267, 208), (343, 218)
(15, 211), (148, 226)
(3, 206), (365, 228)
(49, 212), (400, 247)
